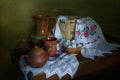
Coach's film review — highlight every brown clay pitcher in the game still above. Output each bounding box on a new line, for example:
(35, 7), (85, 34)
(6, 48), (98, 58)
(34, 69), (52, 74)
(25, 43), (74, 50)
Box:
(33, 15), (56, 37)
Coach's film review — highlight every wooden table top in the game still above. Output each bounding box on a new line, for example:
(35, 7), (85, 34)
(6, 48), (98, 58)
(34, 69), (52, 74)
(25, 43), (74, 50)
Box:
(11, 34), (120, 80)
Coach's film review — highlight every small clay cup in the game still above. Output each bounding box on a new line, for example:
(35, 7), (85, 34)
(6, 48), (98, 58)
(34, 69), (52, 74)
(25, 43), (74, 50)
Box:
(43, 37), (58, 57)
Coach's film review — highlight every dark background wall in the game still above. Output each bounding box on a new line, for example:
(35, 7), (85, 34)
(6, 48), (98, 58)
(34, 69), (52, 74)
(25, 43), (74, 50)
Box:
(0, 0), (120, 80)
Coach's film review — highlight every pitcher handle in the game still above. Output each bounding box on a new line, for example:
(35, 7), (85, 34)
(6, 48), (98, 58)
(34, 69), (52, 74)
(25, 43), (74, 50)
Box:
(19, 55), (29, 68)
(49, 16), (56, 35)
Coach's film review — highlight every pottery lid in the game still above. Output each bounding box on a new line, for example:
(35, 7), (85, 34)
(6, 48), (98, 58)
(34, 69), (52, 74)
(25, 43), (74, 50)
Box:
(30, 46), (45, 55)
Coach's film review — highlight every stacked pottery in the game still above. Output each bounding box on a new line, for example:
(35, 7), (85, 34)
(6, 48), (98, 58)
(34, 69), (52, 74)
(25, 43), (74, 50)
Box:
(30, 15), (56, 47)
(26, 15), (57, 67)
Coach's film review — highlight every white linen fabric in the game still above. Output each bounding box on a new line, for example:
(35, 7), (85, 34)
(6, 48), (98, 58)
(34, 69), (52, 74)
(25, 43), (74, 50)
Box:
(53, 16), (68, 40)
(75, 17), (120, 59)
(19, 53), (79, 80)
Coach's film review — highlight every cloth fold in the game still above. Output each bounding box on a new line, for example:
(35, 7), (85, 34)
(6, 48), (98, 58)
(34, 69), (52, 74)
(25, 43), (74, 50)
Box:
(19, 53), (79, 80)
(75, 17), (120, 59)
(53, 16), (68, 40)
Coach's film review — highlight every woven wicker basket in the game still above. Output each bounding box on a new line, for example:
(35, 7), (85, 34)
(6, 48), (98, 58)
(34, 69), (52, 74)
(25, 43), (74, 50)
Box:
(64, 46), (82, 54)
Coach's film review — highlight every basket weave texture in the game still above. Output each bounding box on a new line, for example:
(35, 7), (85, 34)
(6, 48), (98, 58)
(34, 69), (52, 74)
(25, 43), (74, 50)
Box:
(64, 46), (82, 54)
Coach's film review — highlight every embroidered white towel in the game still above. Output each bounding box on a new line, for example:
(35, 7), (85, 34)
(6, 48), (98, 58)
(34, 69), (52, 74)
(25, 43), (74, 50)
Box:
(75, 17), (120, 59)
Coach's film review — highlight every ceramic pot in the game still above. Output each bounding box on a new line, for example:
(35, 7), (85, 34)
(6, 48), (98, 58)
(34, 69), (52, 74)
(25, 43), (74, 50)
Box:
(16, 40), (31, 51)
(16, 40), (31, 58)
(33, 15), (56, 37)
(26, 46), (49, 68)
(44, 37), (58, 57)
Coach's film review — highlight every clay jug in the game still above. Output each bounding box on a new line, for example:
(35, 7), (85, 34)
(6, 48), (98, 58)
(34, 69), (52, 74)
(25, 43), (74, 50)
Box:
(33, 15), (56, 37)
(26, 46), (49, 68)
(16, 40), (31, 58)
